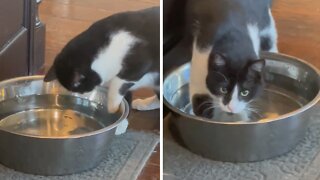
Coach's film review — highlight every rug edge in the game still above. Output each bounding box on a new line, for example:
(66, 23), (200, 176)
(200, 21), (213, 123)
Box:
(116, 132), (159, 180)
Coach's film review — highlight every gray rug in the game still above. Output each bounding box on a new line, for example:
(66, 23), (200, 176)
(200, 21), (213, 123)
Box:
(0, 131), (159, 180)
(164, 110), (320, 180)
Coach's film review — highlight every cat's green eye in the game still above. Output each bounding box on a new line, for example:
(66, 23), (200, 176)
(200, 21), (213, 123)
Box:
(240, 90), (250, 96)
(220, 87), (228, 94)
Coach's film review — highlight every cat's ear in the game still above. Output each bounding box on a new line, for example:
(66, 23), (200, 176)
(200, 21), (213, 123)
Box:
(44, 66), (56, 82)
(210, 53), (226, 68)
(248, 59), (265, 73)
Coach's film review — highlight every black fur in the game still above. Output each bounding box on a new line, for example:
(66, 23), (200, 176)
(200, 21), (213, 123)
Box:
(119, 83), (134, 95)
(186, 0), (272, 117)
(192, 94), (214, 118)
(44, 7), (160, 94)
(186, 0), (272, 61)
(260, 36), (272, 51)
(124, 91), (133, 107)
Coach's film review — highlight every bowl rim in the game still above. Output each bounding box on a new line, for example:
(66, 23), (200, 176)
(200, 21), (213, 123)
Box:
(164, 52), (320, 125)
(0, 75), (130, 139)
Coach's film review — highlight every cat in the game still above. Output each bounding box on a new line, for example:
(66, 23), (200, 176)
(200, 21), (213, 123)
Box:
(186, 0), (278, 120)
(44, 7), (160, 113)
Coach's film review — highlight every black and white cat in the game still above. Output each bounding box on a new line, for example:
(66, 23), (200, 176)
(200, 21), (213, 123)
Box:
(187, 0), (278, 119)
(44, 7), (160, 113)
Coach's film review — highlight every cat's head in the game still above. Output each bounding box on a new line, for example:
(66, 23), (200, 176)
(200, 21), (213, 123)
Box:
(206, 53), (265, 114)
(44, 52), (102, 93)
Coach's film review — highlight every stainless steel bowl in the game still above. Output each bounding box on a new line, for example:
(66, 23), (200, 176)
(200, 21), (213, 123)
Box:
(164, 52), (320, 162)
(0, 76), (129, 175)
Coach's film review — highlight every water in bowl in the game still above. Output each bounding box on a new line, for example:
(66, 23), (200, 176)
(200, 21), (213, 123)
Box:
(171, 84), (307, 122)
(0, 94), (120, 137)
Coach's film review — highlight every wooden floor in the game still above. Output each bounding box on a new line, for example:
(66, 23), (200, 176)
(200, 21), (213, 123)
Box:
(39, 0), (160, 179)
(273, 0), (320, 69)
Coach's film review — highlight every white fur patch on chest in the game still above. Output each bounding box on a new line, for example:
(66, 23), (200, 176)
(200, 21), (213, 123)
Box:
(91, 30), (140, 83)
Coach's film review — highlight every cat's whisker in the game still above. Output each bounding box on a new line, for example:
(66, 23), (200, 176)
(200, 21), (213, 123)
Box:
(247, 108), (260, 114)
(247, 103), (261, 110)
(248, 106), (261, 111)
(209, 105), (220, 110)
(247, 100), (260, 106)
(203, 105), (220, 113)
(246, 106), (260, 113)
(246, 108), (263, 118)
(198, 101), (214, 108)
(211, 100), (220, 106)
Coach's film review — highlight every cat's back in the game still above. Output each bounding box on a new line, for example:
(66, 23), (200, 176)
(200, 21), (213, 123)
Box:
(89, 7), (159, 44)
(56, 7), (160, 70)
(186, 0), (272, 30)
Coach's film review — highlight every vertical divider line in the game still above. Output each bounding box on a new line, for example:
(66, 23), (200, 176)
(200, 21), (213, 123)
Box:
(160, 1), (164, 180)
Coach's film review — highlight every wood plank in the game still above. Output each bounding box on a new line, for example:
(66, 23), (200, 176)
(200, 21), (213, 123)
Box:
(273, 0), (320, 68)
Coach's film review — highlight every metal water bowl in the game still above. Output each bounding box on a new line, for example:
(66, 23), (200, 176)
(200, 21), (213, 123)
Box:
(164, 52), (320, 162)
(0, 76), (129, 175)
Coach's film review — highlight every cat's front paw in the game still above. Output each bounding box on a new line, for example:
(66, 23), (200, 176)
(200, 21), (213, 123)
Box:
(132, 96), (160, 111)
(132, 99), (148, 110)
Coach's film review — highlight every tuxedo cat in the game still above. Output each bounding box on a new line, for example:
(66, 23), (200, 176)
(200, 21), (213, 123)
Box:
(44, 7), (160, 113)
(187, 0), (278, 119)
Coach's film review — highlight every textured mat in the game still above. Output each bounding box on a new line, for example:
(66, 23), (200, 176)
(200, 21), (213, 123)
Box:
(0, 131), (159, 180)
(164, 107), (320, 180)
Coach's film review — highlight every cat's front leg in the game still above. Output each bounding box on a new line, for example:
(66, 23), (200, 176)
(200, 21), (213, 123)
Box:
(107, 77), (134, 113)
(189, 42), (214, 118)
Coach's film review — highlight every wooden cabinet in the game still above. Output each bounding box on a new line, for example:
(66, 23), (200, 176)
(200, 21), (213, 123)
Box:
(0, 0), (45, 80)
